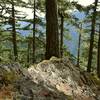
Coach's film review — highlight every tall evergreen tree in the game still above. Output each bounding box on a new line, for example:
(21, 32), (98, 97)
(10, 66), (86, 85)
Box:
(60, 13), (64, 58)
(32, 0), (36, 63)
(45, 0), (59, 59)
(77, 23), (82, 68)
(11, 0), (18, 61)
(97, 24), (100, 78)
(26, 37), (32, 63)
(87, 0), (98, 72)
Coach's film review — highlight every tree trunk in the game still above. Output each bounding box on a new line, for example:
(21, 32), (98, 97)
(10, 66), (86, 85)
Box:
(45, 0), (60, 59)
(32, 0), (36, 63)
(97, 24), (100, 78)
(60, 15), (64, 58)
(87, 0), (98, 72)
(77, 24), (82, 68)
(11, 0), (18, 61)
(27, 40), (31, 63)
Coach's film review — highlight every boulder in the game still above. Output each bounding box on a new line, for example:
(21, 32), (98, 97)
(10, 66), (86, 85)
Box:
(0, 62), (67, 100)
(0, 57), (100, 100)
(28, 57), (100, 100)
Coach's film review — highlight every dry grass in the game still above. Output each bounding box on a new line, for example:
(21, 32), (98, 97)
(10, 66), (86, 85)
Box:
(0, 84), (13, 100)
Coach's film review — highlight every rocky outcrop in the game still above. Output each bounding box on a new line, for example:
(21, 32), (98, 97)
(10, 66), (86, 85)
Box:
(28, 57), (100, 100)
(0, 57), (100, 100)
(0, 62), (67, 100)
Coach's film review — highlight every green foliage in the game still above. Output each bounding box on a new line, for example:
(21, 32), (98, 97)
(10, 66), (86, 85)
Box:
(0, 0), (100, 79)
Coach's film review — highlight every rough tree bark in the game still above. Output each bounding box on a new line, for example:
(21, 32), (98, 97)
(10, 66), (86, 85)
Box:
(97, 24), (100, 78)
(87, 0), (98, 72)
(60, 14), (64, 58)
(32, 0), (36, 63)
(11, 0), (18, 61)
(27, 39), (31, 63)
(45, 0), (60, 59)
(77, 23), (82, 68)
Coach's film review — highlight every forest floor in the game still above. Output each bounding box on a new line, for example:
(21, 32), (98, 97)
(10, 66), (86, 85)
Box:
(0, 57), (100, 100)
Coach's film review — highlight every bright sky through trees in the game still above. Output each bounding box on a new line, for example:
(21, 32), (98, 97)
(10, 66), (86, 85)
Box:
(75, 0), (94, 6)
(21, 0), (98, 19)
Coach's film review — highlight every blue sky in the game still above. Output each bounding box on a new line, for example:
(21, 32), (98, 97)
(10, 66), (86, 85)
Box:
(3, 10), (86, 56)
(65, 11), (86, 56)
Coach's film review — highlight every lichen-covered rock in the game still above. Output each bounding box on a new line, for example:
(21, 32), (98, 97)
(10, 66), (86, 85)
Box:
(0, 62), (68, 100)
(0, 57), (100, 100)
(0, 63), (22, 86)
(28, 57), (100, 100)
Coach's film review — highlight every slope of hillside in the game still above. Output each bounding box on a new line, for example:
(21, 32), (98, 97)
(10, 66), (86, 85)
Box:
(0, 57), (100, 100)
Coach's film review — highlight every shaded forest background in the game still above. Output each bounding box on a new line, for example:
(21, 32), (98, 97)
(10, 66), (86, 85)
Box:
(0, 0), (100, 78)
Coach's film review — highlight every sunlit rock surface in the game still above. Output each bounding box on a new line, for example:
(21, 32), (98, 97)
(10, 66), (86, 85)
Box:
(0, 57), (100, 100)
(0, 62), (67, 100)
(28, 57), (100, 100)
